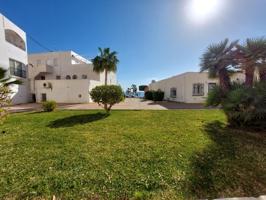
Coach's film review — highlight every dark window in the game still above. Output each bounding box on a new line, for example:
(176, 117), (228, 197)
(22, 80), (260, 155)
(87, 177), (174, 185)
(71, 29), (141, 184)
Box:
(170, 88), (177, 98)
(56, 75), (61, 80)
(5, 29), (26, 51)
(208, 83), (217, 93)
(72, 74), (78, 79)
(66, 75), (71, 79)
(9, 58), (26, 78)
(193, 83), (204, 96)
(41, 76), (45, 80)
(82, 74), (87, 79)
(41, 93), (47, 101)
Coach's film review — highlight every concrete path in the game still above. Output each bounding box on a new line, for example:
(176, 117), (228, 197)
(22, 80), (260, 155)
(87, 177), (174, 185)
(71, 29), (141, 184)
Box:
(7, 98), (207, 113)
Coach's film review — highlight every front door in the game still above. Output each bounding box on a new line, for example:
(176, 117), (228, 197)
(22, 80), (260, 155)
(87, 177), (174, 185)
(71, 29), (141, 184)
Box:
(41, 93), (47, 101)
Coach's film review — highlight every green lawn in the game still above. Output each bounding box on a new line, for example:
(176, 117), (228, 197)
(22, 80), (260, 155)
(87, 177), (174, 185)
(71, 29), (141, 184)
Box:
(0, 110), (265, 199)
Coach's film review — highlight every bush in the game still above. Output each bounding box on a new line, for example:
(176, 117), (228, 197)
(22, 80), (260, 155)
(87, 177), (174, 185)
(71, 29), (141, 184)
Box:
(145, 90), (164, 101)
(206, 82), (266, 130)
(42, 100), (57, 112)
(90, 85), (124, 113)
(144, 91), (153, 100)
(205, 85), (223, 107)
(152, 90), (164, 101)
(0, 86), (11, 124)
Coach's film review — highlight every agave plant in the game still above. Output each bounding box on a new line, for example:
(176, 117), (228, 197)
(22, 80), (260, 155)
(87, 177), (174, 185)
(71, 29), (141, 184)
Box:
(200, 39), (238, 93)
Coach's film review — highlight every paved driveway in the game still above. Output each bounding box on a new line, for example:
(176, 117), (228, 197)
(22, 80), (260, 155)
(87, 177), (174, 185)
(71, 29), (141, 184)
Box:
(7, 98), (207, 113)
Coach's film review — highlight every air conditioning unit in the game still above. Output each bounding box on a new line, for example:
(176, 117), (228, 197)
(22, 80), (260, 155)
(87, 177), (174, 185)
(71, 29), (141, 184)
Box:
(43, 82), (52, 90)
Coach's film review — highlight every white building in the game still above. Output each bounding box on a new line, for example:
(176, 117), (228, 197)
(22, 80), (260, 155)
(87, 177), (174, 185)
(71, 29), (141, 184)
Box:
(28, 51), (117, 103)
(149, 72), (245, 103)
(0, 13), (30, 104)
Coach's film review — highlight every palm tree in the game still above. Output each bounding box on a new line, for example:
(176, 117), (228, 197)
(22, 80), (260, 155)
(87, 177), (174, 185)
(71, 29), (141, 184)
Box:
(236, 38), (266, 86)
(92, 48), (119, 85)
(200, 39), (238, 93)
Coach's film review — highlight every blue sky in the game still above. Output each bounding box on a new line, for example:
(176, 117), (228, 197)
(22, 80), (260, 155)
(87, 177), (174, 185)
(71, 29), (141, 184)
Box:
(1, 0), (266, 89)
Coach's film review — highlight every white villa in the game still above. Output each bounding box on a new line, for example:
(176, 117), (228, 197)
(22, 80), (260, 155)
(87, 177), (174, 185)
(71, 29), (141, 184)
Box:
(0, 13), (116, 104)
(0, 13), (30, 104)
(28, 51), (116, 103)
(149, 72), (245, 103)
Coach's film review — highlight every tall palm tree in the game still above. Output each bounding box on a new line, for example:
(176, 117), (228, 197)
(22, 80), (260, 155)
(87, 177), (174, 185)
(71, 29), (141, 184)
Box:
(92, 48), (119, 85)
(236, 37), (266, 86)
(200, 39), (238, 93)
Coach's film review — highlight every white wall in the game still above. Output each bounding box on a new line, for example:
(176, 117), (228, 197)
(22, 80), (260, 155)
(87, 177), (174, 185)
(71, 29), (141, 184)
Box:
(0, 13), (30, 104)
(35, 80), (90, 103)
(149, 72), (245, 103)
(28, 51), (117, 103)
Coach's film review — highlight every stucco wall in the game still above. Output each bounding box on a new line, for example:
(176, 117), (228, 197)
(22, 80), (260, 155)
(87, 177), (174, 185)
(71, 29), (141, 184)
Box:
(0, 13), (30, 104)
(35, 80), (91, 103)
(149, 72), (245, 103)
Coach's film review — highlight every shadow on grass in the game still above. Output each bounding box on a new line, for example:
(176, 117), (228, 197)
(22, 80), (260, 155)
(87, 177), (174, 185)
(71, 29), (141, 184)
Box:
(188, 120), (266, 199)
(48, 112), (109, 128)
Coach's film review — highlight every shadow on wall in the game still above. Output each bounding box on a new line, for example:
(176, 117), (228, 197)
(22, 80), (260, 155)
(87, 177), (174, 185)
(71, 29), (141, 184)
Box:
(187, 121), (266, 199)
(48, 112), (109, 128)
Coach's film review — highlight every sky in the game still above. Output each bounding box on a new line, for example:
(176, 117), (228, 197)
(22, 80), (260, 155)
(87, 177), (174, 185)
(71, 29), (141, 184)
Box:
(1, 0), (266, 90)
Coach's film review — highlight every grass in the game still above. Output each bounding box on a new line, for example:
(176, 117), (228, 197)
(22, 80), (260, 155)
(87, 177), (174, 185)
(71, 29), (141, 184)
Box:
(0, 110), (265, 199)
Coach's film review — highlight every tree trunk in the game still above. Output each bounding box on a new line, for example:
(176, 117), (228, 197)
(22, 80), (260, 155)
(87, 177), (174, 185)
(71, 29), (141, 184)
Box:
(219, 69), (230, 93)
(259, 67), (266, 82)
(245, 66), (255, 87)
(105, 69), (108, 85)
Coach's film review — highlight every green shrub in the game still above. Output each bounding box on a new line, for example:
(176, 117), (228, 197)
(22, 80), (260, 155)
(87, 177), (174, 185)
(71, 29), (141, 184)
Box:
(90, 85), (124, 113)
(145, 90), (164, 101)
(206, 82), (266, 130)
(152, 90), (164, 101)
(205, 85), (223, 107)
(144, 91), (154, 100)
(42, 100), (57, 112)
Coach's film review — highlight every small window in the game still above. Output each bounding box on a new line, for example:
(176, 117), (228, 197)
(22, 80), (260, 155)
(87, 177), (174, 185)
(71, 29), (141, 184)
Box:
(82, 74), (87, 79)
(208, 83), (217, 93)
(72, 75), (77, 79)
(193, 83), (204, 96)
(66, 75), (71, 80)
(170, 88), (177, 98)
(56, 75), (61, 80)
(41, 76), (45, 80)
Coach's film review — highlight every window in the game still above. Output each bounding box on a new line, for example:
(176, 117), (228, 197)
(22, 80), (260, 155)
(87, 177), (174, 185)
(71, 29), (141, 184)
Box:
(5, 29), (26, 51)
(82, 74), (87, 79)
(72, 75), (77, 79)
(66, 75), (71, 79)
(170, 88), (177, 98)
(193, 83), (204, 96)
(208, 83), (217, 93)
(56, 75), (61, 80)
(9, 58), (26, 78)
(41, 76), (45, 80)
